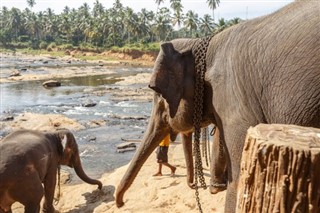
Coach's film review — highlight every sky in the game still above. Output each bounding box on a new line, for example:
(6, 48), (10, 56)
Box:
(1, 0), (294, 20)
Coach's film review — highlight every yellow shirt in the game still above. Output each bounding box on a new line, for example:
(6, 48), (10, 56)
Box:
(159, 134), (170, 146)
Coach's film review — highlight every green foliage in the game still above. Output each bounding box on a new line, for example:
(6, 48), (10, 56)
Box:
(0, 1), (240, 51)
(47, 42), (57, 50)
(39, 41), (48, 49)
(57, 43), (74, 50)
(19, 35), (29, 42)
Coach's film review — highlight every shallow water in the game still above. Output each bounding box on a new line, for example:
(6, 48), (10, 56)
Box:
(0, 65), (153, 182)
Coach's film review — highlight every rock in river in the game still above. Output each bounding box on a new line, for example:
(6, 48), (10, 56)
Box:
(42, 80), (61, 87)
(81, 100), (97, 107)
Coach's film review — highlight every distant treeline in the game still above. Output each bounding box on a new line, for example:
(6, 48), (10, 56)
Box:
(0, 0), (241, 51)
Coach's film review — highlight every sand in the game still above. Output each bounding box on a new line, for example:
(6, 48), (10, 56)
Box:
(1, 52), (226, 213)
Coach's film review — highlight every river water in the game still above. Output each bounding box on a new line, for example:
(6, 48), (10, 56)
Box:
(0, 60), (154, 182)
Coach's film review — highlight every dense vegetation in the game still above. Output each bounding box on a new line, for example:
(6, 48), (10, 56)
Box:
(0, 0), (241, 52)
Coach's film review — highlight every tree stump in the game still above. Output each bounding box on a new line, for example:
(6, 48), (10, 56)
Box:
(237, 124), (320, 213)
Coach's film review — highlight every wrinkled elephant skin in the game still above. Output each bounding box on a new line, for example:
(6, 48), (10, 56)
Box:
(116, 2), (320, 212)
(0, 129), (102, 213)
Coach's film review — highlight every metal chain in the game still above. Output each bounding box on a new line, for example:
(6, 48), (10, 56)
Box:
(219, 135), (224, 160)
(201, 127), (209, 167)
(193, 35), (213, 213)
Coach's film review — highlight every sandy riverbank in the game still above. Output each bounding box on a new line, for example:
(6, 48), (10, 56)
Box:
(0, 51), (154, 83)
(1, 52), (226, 212)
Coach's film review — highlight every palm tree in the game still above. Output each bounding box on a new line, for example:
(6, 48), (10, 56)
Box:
(5, 7), (23, 41)
(172, 11), (184, 29)
(25, 12), (42, 40)
(170, 0), (184, 28)
(93, 0), (104, 18)
(137, 9), (154, 42)
(228, 17), (242, 27)
(170, 0), (183, 13)
(199, 14), (215, 36)
(184, 10), (199, 37)
(206, 0), (220, 20)
(26, 0), (36, 10)
(123, 7), (138, 43)
(215, 17), (227, 31)
(155, 0), (165, 14)
(63, 6), (70, 15)
(153, 7), (172, 41)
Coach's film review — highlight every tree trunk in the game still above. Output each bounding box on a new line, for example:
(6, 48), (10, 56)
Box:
(237, 124), (320, 213)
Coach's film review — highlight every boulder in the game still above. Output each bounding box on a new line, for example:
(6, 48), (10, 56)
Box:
(42, 80), (61, 87)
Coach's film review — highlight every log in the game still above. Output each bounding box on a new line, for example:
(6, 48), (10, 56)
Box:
(237, 124), (320, 213)
(116, 142), (137, 149)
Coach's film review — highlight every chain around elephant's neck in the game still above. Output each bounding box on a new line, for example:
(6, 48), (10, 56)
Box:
(192, 35), (213, 213)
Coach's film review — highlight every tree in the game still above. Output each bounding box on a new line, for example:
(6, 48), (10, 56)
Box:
(93, 0), (104, 18)
(26, 0), (36, 9)
(184, 10), (199, 37)
(206, 0), (220, 20)
(228, 17), (242, 26)
(137, 9), (154, 42)
(155, 0), (165, 14)
(153, 7), (172, 41)
(199, 14), (215, 36)
(170, 0), (184, 28)
(215, 17), (227, 31)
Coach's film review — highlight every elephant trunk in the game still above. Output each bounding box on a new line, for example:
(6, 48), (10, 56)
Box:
(73, 154), (102, 190)
(116, 114), (169, 207)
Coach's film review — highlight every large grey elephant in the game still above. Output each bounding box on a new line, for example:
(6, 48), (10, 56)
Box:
(116, 1), (320, 212)
(0, 129), (102, 213)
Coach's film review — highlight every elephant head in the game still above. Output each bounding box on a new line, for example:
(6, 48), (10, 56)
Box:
(57, 129), (102, 189)
(116, 39), (215, 207)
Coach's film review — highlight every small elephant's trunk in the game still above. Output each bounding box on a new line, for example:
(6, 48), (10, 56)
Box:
(73, 154), (102, 189)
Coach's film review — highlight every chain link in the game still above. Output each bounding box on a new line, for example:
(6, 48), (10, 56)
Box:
(193, 36), (213, 213)
(201, 127), (209, 167)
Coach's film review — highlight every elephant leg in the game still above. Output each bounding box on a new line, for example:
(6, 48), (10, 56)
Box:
(14, 175), (43, 213)
(210, 126), (227, 194)
(24, 203), (40, 213)
(42, 170), (57, 213)
(223, 124), (249, 213)
(181, 132), (194, 188)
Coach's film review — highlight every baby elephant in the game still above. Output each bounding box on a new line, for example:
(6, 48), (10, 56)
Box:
(0, 129), (102, 213)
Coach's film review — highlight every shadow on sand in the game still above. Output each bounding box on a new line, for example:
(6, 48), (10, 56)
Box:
(64, 185), (115, 213)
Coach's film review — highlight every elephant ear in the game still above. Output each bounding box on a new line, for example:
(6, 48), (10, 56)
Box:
(149, 42), (184, 118)
(57, 129), (77, 164)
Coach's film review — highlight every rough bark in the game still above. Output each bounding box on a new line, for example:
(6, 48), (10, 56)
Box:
(237, 124), (320, 213)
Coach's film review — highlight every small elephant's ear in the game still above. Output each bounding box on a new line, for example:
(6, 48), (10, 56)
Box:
(57, 129), (77, 153)
(61, 134), (67, 150)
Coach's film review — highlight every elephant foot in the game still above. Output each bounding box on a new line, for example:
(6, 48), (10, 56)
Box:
(187, 182), (196, 189)
(42, 205), (55, 213)
(115, 194), (124, 208)
(116, 201), (124, 208)
(209, 179), (227, 194)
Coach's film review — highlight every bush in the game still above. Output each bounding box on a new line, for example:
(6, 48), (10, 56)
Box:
(57, 43), (73, 50)
(39, 41), (48, 49)
(18, 35), (29, 42)
(47, 42), (57, 50)
(11, 42), (29, 48)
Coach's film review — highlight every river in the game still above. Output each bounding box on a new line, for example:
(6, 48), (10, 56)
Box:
(0, 56), (154, 182)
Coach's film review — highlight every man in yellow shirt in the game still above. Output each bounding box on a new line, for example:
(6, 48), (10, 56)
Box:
(153, 134), (176, 177)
